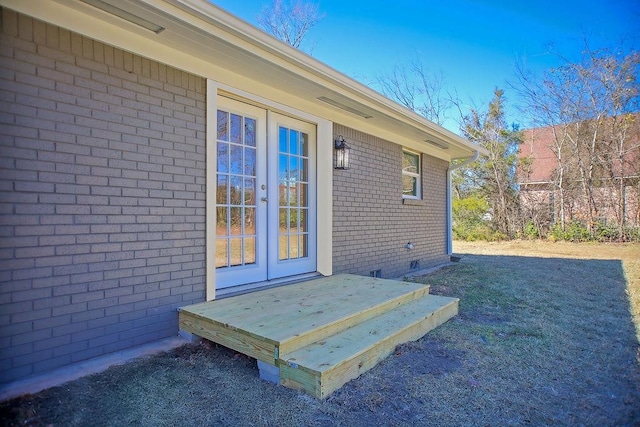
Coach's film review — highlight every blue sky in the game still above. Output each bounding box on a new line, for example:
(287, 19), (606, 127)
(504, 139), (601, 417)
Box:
(212, 0), (639, 131)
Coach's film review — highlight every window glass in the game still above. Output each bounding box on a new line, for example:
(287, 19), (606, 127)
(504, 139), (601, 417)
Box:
(402, 150), (421, 199)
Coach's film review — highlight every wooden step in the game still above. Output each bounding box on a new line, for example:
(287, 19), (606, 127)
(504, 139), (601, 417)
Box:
(278, 294), (459, 399)
(179, 275), (431, 364)
(179, 275), (460, 398)
(277, 278), (431, 356)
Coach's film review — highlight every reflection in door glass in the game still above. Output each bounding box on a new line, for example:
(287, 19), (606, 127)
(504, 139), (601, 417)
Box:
(216, 109), (259, 268)
(277, 126), (309, 261)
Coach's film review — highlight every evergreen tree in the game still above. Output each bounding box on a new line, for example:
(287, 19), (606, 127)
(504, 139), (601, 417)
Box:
(456, 88), (523, 238)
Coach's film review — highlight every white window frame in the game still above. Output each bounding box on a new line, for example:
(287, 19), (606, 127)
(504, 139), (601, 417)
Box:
(402, 149), (421, 200)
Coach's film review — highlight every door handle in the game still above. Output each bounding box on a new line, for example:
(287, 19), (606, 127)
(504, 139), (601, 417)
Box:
(261, 197), (268, 203)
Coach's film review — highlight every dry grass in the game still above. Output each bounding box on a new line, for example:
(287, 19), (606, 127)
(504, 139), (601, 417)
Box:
(454, 240), (640, 342)
(2, 241), (639, 426)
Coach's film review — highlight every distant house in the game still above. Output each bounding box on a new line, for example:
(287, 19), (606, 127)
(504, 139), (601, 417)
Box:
(518, 121), (640, 229)
(0, 0), (483, 387)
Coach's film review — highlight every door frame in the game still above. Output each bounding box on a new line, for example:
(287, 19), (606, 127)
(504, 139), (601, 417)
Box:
(206, 80), (333, 300)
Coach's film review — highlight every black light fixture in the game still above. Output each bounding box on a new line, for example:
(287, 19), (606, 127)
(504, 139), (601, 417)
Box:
(334, 136), (351, 169)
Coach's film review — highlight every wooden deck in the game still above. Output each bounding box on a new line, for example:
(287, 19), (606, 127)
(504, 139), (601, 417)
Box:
(179, 274), (458, 398)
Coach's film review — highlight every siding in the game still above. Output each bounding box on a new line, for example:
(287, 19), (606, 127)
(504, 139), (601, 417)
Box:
(0, 10), (206, 383)
(332, 125), (449, 278)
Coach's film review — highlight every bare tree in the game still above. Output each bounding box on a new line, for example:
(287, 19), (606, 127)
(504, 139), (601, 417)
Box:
(514, 43), (640, 239)
(257, 0), (324, 52)
(377, 59), (453, 126)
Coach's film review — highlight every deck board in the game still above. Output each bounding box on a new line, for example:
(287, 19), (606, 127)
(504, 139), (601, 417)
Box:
(180, 274), (429, 347)
(178, 273), (457, 398)
(281, 295), (458, 371)
(279, 295), (459, 398)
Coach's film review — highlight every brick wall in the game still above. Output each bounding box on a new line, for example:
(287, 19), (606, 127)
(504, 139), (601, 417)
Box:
(0, 10), (206, 383)
(332, 125), (449, 278)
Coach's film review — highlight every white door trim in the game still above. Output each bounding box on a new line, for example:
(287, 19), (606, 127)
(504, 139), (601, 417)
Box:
(206, 80), (333, 301)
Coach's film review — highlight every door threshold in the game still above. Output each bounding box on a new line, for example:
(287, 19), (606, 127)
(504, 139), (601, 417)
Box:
(215, 272), (323, 299)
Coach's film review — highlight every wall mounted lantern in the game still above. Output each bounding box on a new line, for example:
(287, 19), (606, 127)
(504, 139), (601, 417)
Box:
(334, 136), (351, 169)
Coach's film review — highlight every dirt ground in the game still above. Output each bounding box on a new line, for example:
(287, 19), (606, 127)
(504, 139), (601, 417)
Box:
(2, 240), (639, 426)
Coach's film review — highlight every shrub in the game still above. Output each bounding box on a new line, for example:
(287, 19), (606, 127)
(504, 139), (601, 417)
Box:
(453, 196), (497, 241)
(625, 226), (640, 242)
(522, 221), (539, 240)
(593, 221), (619, 242)
(548, 221), (590, 242)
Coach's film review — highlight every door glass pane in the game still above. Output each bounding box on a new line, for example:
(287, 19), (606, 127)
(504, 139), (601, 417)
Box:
(230, 145), (242, 174)
(230, 176), (242, 205)
(244, 147), (256, 176)
(288, 185), (298, 207)
(300, 158), (308, 181)
(216, 108), (262, 271)
(217, 111), (228, 141)
(290, 209), (300, 234)
(244, 178), (256, 205)
(300, 133), (308, 156)
(230, 207), (242, 235)
(229, 238), (242, 266)
(289, 157), (299, 182)
(279, 126), (287, 152)
(277, 125), (309, 262)
(216, 207), (228, 236)
(245, 207), (256, 235)
(279, 154), (288, 181)
(289, 234), (299, 259)
(245, 118), (256, 147)
(278, 184), (288, 205)
(230, 114), (242, 143)
(244, 237), (256, 264)
(217, 143), (228, 173)
(290, 129), (299, 155)
(216, 175), (228, 204)
(215, 239), (228, 268)
(299, 208), (307, 229)
(300, 234), (308, 257)
(299, 183), (308, 207)
(279, 208), (288, 231)
(279, 233), (289, 261)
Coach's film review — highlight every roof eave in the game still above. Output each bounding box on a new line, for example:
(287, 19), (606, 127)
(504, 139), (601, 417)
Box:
(173, 0), (483, 157)
(3, 0), (484, 160)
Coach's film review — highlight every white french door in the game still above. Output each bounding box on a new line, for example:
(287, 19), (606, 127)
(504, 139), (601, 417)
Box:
(267, 112), (317, 279)
(215, 98), (316, 289)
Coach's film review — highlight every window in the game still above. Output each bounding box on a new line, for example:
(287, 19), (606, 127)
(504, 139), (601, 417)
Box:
(402, 149), (421, 199)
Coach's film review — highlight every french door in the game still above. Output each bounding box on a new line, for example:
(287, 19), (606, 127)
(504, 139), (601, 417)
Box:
(215, 97), (316, 289)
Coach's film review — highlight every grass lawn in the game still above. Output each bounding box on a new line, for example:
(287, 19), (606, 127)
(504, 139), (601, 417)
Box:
(2, 241), (639, 426)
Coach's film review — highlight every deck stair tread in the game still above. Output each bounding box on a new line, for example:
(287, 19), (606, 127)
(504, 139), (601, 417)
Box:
(278, 294), (458, 397)
(178, 274), (459, 398)
(280, 294), (458, 371)
(181, 274), (430, 347)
